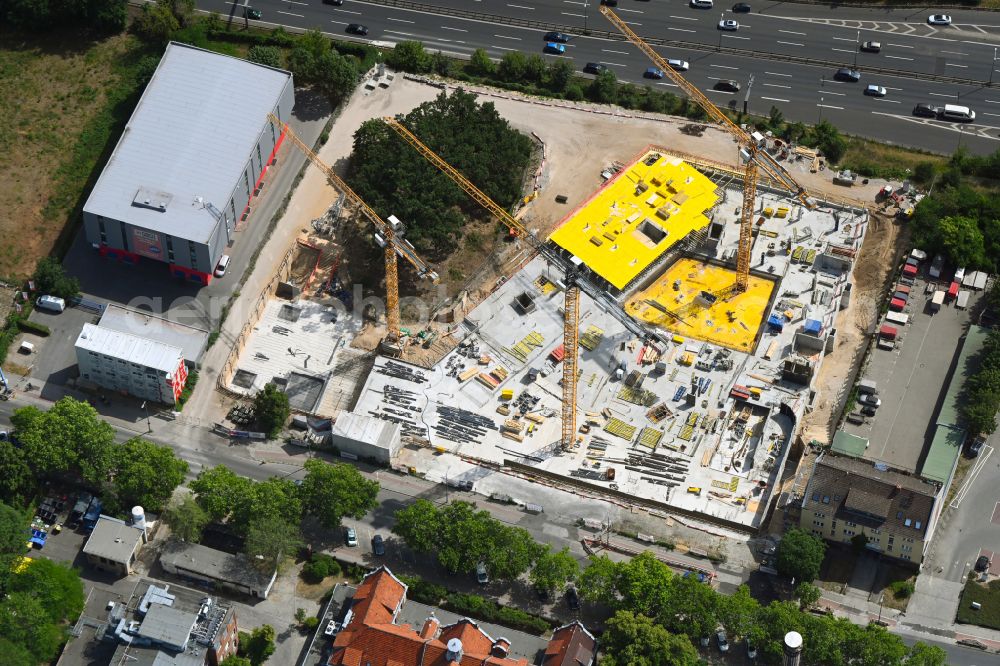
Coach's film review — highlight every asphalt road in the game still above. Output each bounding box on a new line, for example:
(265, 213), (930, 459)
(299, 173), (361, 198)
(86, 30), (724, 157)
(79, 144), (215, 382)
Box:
(209, 0), (1000, 154)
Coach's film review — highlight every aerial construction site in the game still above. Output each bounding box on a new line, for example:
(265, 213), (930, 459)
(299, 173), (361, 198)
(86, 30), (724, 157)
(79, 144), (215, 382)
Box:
(222, 7), (873, 532)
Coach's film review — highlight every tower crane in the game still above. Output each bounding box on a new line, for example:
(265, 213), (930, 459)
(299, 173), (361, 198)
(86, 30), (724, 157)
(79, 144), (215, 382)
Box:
(382, 116), (582, 451)
(600, 6), (815, 292)
(267, 114), (439, 349)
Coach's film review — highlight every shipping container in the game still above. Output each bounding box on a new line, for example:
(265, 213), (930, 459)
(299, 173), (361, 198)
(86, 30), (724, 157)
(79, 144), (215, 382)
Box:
(886, 312), (909, 326)
(931, 290), (945, 311)
(889, 298), (906, 312)
(948, 281), (960, 299)
(879, 324), (898, 340)
(903, 264), (918, 277)
(895, 284), (911, 295)
(956, 291), (970, 309)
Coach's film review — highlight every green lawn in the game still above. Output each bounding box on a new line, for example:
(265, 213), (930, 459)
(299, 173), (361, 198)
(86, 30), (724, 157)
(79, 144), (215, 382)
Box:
(956, 578), (1000, 630)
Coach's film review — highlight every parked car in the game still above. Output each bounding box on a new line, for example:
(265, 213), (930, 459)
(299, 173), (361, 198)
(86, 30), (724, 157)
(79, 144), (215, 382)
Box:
(322, 0), (344, 4)
(584, 62), (607, 74)
(544, 42), (567, 55)
(975, 555), (991, 572)
(544, 31), (570, 43)
(214, 254), (230, 278)
(244, 6), (261, 19)
(913, 103), (940, 118)
(667, 59), (690, 71)
(717, 631), (729, 652)
(928, 14), (952, 25)
(861, 405), (878, 417)
(600, 0), (619, 5)
(718, 19), (739, 30)
(860, 41), (881, 53)
(747, 641), (758, 660)
(476, 561), (490, 584)
(372, 534), (385, 556)
(35, 295), (66, 313)
(566, 586), (580, 610)
(344, 526), (358, 547)
(968, 435), (985, 458)
(714, 79), (740, 92)
(644, 67), (664, 79)
(346, 23), (368, 35)
(859, 394), (881, 408)
(834, 67), (861, 82)
(865, 85), (887, 97)
(732, 2), (751, 12)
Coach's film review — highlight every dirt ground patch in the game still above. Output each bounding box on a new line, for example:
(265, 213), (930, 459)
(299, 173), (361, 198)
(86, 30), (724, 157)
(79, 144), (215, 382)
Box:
(0, 31), (139, 278)
(295, 575), (340, 601)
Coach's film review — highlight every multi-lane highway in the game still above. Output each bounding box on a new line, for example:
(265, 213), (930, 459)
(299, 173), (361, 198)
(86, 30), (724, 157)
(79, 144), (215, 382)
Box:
(211, 0), (1000, 150)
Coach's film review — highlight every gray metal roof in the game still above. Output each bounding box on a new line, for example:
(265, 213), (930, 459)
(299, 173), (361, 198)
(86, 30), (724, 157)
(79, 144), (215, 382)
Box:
(136, 603), (198, 651)
(161, 540), (275, 593)
(76, 323), (183, 374)
(82, 515), (145, 563)
(99, 304), (209, 363)
(83, 42), (291, 243)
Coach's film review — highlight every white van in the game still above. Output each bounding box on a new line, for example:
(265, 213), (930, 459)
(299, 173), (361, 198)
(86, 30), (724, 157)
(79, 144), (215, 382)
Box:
(940, 104), (975, 122)
(214, 254), (231, 278)
(35, 295), (66, 313)
(690, 0), (713, 7)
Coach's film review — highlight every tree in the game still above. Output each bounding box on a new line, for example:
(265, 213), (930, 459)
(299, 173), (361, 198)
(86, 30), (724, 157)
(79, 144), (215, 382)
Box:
(524, 54), (546, 84)
(793, 582), (822, 610)
(600, 610), (699, 666)
(547, 60), (575, 92)
(253, 383), (290, 438)
(163, 495), (210, 542)
(392, 499), (442, 552)
(10, 397), (115, 483)
(131, 0), (180, 45)
(810, 120), (847, 163)
(0, 503), (30, 590)
(904, 642), (948, 666)
(220, 656), (253, 666)
(430, 51), (451, 76)
(0, 638), (34, 666)
(32, 257), (79, 300)
(7, 559), (85, 623)
(238, 625), (276, 666)
(776, 528), (826, 583)
(469, 48), (495, 76)
(190, 465), (256, 525)
(767, 105), (785, 131)
(244, 516), (303, 571)
(588, 69), (618, 104)
(248, 46), (283, 69)
(249, 477), (302, 525)
(529, 546), (579, 594)
(112, 438), (189, 512)
(0, 440), (34, 504)
(613, 551), (675, 618)
(938, 215), (987, 269)
(498, 51), (528, 82)
(287, 30), (359, 103)
(577, 554), (622, 608)
(387, 41), (431, 73)
(300, 459), (379, 529)
(0, 592), (65, 663)
(661, 572), (719, 641)
(1, 0), (125, 33)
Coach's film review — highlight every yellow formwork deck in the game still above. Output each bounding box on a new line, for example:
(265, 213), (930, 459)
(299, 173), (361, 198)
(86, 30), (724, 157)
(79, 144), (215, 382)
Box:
(624, 258), (775, 351)
(548, 152), (719, 290)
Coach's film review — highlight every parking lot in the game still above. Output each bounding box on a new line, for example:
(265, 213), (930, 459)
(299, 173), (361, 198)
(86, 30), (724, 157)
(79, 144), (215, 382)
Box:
(842, 274), (980, 473)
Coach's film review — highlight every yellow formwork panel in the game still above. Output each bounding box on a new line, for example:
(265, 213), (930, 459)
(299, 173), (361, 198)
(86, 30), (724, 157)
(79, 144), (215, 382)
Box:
(548, 152), (719, 290)
(624, 258), (776, 352)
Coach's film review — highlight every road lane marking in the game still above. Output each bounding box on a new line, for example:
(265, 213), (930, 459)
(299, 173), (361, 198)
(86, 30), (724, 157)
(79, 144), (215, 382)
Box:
(669, 15), (699, 21)
(831, 36), (855, 42)
(385, 29), (419, 37)
(387, 17), (414, 23)
(441, 26), (467, 32)
(777, 41), (803, 46)
(656, 81), (679, 88)
(817, 103), (844, 110)
(983, 112), (1000, 118)
(285, 0), (308, 5)
(818, 90), (846, 96)
(706, 89), (736, 94)
(985, 99), (1000, 104)
(491, 45), (518, 51)
(601, 62), (628, 68)
(886, 43), (914, 48)
(710, 64), (738, 69)
(831, 48), (854, 54)
(602, 49), (629, 54)
(761, 96), (790, 102)
(940, 50), (969, 56)
(884, 86), (904, 91)
(876, 99), (901, 104)
(950, 445), (993, 509)
(625, 21), (643, 26)
(507, 3), (534, 9)
(928, 92), (955, 98)
(562, 12), (585, 17)
(668, 27), (695, 33)
(276, 10), (303, 17)
(618, 7), (644, 13)
(946, 63), (969, 68)
(763, 83), (791, 88)
(331, 8), (361, 14)
(723, 34), (750, 40)
(779, 29), (807, 35)
(765, 71), (792, 77)
(494, 34), (522, 40)
(884, 55), (913, 60)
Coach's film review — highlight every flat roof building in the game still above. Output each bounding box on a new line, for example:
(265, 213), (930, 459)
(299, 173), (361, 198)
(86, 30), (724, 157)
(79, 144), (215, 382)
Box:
(160, 540), (277, 599)
(330, 412), (401, 464)
(82, 42), (294, 285)
(99, 303), (210, 365)
(76, 323), (189, 405)
(82, 514), (147, 577)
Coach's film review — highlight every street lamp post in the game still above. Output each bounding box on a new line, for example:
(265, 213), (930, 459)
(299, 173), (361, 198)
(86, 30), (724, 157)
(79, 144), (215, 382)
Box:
(140, 401), (152, 433)
(718, 13), (724, 51)
(818, 97), (824, 124)
(854, 30), (860, 68)
(877, 594), (885, 624)
(991, 47), (998, 86)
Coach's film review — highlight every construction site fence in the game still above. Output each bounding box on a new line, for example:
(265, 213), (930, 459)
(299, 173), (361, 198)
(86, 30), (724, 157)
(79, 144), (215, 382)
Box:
(503, 458), (758, 536)
(361, 0), (996, 89)
(217, 242), (297, 398)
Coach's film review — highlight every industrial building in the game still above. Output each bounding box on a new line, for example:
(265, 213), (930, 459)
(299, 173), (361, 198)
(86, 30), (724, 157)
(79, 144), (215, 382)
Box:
(82, 42), (294, 284)
(330, 412), (402, 464)
(75, 323), (189, 405)
(799, 453), (937, 565)
(160, 540), (277, 599)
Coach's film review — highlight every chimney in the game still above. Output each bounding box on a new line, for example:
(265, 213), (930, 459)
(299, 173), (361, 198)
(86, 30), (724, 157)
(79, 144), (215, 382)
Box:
(420, 613), (439, 639)
(783, 631), (803, 666)
(445, 638), (463, 664)
(491, 638), (511, 658)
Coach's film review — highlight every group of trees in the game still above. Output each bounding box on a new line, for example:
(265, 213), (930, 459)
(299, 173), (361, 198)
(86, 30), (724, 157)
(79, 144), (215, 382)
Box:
(5, 397), (188, 513)
(580, 551), (944, 666)
(284, 29), (363, 103)
(775, 528), (827, 584)
(960, 329), (1000, 437)
(392, 499), (579, 594)
(176, 459), (378, 569)
(1, 0), (126, 33)
(0, 503), (85, 665)
(32, 258), (80, 301)
(347, 89), (534, 257)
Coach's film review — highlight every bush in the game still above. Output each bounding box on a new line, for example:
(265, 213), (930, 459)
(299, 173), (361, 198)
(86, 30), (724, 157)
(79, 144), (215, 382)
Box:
(913, 161), (936, 184)
(248, 45), (283, 68)
(301, 553), (341, 582)
(445, 592), (550, 634)
(303, 616), (320, 630)
(17, 320), (50, 337)
(399, 575), (447, 604)
(889, 580), (914, 599)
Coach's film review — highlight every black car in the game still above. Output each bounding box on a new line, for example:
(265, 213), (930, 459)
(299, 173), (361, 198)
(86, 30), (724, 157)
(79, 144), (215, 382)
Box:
(834, 67), (861, 82)
(372, 534), (385, 556)
(732, 2), (751, 12)
(244, 6), (261, 19)
(584, 62), (608, 75)
(861, 405), (877, 417)
(600, 0), (618, 5)
(913, 103), (940, 118)
(544, 31), (570, 43)
(975, 555), (991, 572)
(346, 23), (369, 35)
(322, 0), (344, 4)
(566, 586), (581, 610)
(714, 79), (740, 92)
(968, 435), (985, 458)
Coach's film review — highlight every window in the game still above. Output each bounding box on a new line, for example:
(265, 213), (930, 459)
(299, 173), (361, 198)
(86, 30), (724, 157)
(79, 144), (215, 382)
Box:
(812, 520), (824, 528)
(244, 170), (250, 194)
(887, 544), (893, 552)
(846, 521), (857, 527)
(98, 217), (107, 244)
(915, 521), (922, 530)
(257, 144), (263, 170)
(120, 224), (129, 250)
(812, 492), (820, 501)
(904, 518), (912, 527)
(844, 529), (856, 537)
(189, 241), (198, 269)
(166, 237), (175, 262)
(897, 511), (904, 519)
(822, 496), (830, 504)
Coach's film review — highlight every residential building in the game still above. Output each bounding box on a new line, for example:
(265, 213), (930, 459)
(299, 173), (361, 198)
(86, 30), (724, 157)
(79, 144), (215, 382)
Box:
(326, 566), (596, 666)
(799, 453), (937, 565)
(99, 303), (210, 366)
(108, 581), (239, 666)
(75, 323), (188, 405)
(160, 540), (277, 599)
(82, 514), (147, 576)
(82, 42), (294, 284)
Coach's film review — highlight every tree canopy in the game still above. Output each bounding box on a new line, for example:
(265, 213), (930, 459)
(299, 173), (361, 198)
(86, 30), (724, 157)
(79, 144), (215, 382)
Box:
(189, 465), (302, 536)
(299, 459), (379, 529)
(910, 174), (1000, 273)
(287, 29), (359, 102)
(347, 89), (533, 256)
(32, 257), (80, 301)
(528, 545), (579, 594)
(1, 0), (125, 33)
(7, 558), (85, 624)
(600, 610), (699, 666)
(244, 515), (303, 570)
(163, 495), (210, 543)
(111, 438), (189, 512)
(11, 397), (115, 484)
(776, 528), (826, 583)
(253, 383), (290, 438)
